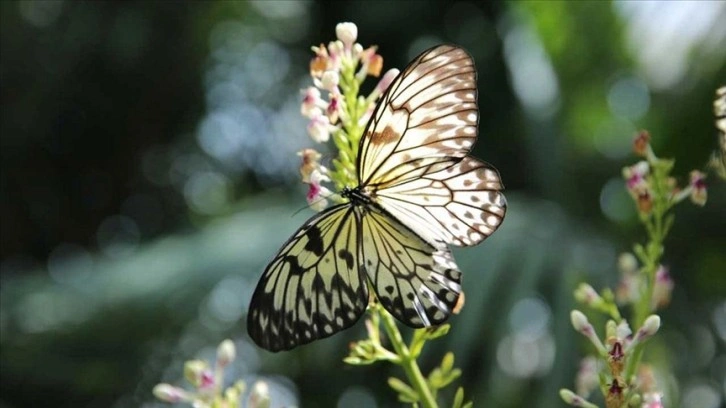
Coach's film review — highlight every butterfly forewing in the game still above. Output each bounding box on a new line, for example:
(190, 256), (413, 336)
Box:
(247, 205), (369, 352)
(358, 45), (478, 189)
(360, 206), (462, 327)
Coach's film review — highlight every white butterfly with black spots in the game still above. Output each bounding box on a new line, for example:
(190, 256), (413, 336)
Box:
(248, 45), (507, 352)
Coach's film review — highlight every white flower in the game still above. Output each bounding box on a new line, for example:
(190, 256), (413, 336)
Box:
(248, 380), (271, 408)
(336, 22), (358, 48)
(307, 113), (331, 143)
(321, 70), (340, 92)
(301, 87), (324, 118)
(307, 169), (332, 211)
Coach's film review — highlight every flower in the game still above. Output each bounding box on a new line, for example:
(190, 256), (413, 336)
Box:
(622, 161), (654, 214)
(326, 93), (343, 124)
(309, 43), (329, 77)
(298, 148), (322, 183)
(184, 360), (210, 388)
(688, 170), (707, 206)
(307, 113), (332, 143)
(559, 389), (598, 408)
(625, 315), (661, 353)
(369, 68), (400, 101)
(606, 378), (625, 408)
(633, 130), (651, 157)
(153, 384), (189, 403)
(216, 339), (236, 368)
(320, 70), (340, 92)
(360, 46), (383, 77)
(642, 392), (664, 408)
(306, 169), (332, 211)
(574, 283), (602, 307)
(301, 87), (324, 118)
(248, 381), (271, 408)
(651, 265), (673, 310)
(570, 310), (607, 354)
(623, 161), (649, 192)
(336, 22), (358, 48)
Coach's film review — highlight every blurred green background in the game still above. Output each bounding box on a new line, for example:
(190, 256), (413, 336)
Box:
(1, 1), (724, 407)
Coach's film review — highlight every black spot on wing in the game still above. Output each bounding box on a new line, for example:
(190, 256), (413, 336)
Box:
(304, 225), (324, 256)
(285, 255), (303, 275)
(338, 249), (355, 269)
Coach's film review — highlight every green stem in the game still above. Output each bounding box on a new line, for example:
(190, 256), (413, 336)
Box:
(378, 306), (438, 408)
(625, 158), (671, 383)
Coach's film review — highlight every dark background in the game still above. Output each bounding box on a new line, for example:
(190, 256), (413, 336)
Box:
(1, 1), (725, 407)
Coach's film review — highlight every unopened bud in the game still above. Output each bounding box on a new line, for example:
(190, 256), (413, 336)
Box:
(217, 339), (236, 367)
(153, 384), (188, 403)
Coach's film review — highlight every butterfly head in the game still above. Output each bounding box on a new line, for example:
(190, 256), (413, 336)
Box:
(341, 186), (373, 206)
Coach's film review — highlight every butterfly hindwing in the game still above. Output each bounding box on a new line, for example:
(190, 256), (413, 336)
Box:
(358, 45), (478, 189)
(247, 204), (369, 352)
(375, 156), (507, 247)
(360, 205), (462, 327)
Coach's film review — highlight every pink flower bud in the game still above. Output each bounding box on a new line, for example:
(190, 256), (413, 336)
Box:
(651, 265), (673, 310)
(153, 384), (189, 403)
(689, 170), (707, 206)
(571, 310), (607, 354)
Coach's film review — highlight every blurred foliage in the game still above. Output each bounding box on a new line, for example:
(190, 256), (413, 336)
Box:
(1, 1), (724, 408)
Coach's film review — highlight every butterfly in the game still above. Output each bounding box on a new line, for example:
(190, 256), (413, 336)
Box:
(248, 45), (507, 352)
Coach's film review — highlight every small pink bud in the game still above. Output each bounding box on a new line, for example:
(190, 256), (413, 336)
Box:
(574, 283), (601, 306)
(651, 265), (673, 310)
(639, 315), (661, 339)
(153, 384), (189, 403)
(375, 68), (399, 95)
(689, 170), (707, 206)
(184, 360), (209, 387)
(571, 310), (607, 354)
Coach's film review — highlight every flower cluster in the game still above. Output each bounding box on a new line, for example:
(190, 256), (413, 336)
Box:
(298, 22), (399, 210)
(561, 130), (706, 408)
(566, 311), (662, 407)
(623, 130), (707, 215)
(153, 339), (270, 408)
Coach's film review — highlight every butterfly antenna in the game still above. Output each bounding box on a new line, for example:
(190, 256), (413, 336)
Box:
(290, 191), (342, 217)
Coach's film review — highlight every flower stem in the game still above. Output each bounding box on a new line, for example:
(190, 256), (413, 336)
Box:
(377, 305), (438, 408)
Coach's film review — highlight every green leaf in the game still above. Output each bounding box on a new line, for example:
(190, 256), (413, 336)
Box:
(453, 387), (464, 408)
(423, 324), (450, 340)
(441, 352), (454, 373)
(388, 377), (419, 403)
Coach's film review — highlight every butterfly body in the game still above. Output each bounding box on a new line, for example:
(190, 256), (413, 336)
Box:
(248, 45), (507, 352)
